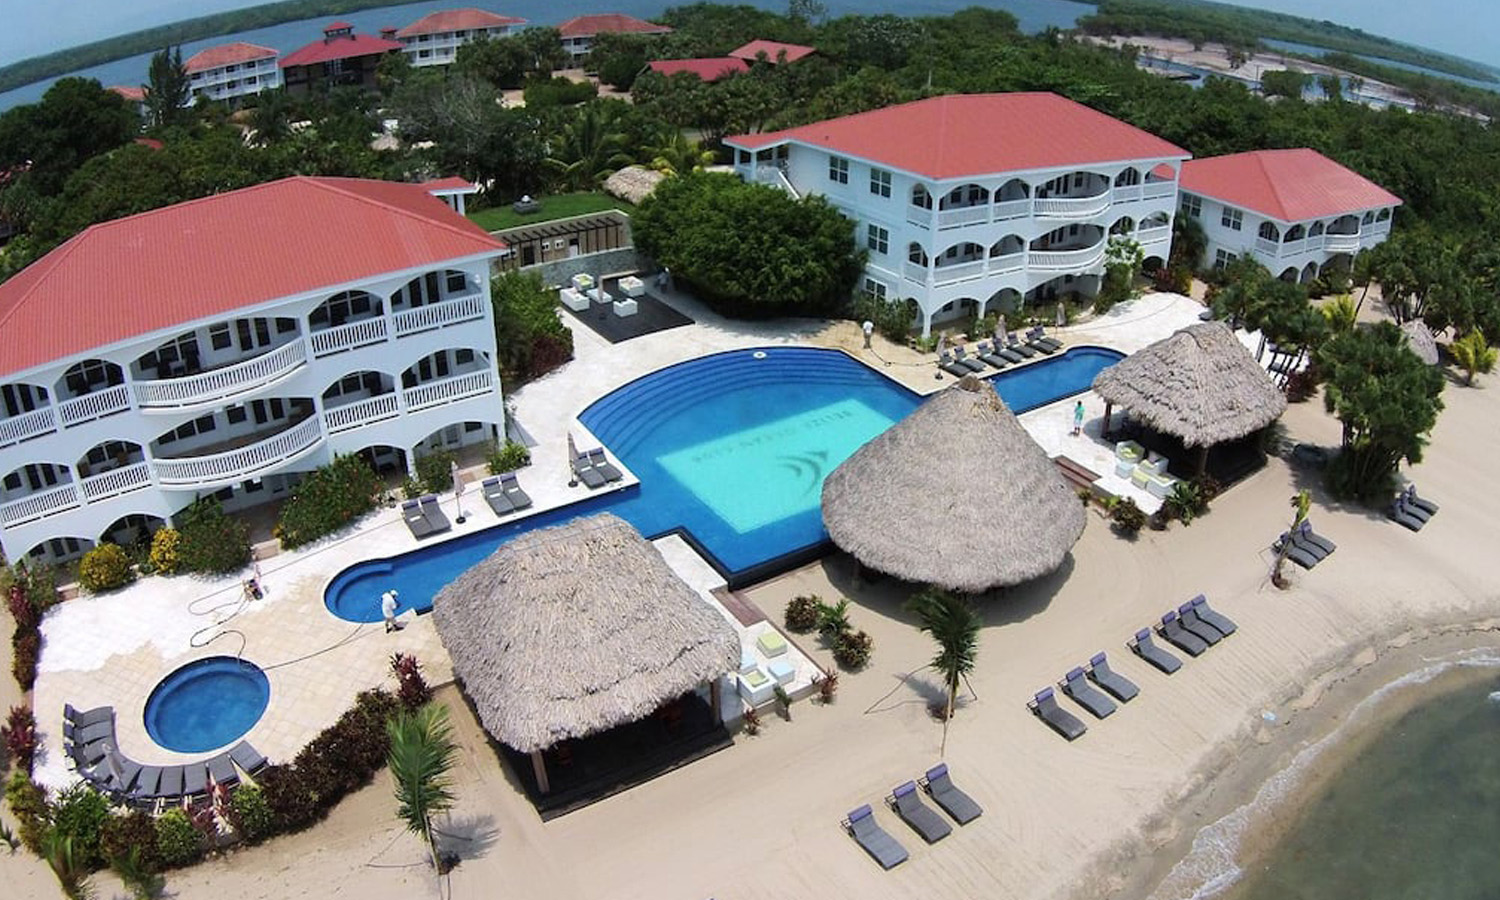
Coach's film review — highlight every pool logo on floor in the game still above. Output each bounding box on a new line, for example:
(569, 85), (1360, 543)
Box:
(775, 450), (830, 498)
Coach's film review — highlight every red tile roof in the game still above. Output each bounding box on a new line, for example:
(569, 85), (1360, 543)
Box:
(0, 178), (504, 379)
(646, 57), (748, 82)
(281, 30), (401, 67)
(726, 93), (1189, 181)
(557, 13), (672, 38)
(397, 8), (526, 37)
(1180, 149), (1401, 222)
(420, 176), (479, 192)
(184, 42), (278, 73)
(134, 138), (164, 151)
(107, 85), (146, 102)
(730, 40), (816, 64)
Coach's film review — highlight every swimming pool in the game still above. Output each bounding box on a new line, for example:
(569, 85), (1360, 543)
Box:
(144, 656), (270, 754)
(325, 345), (1121, 619)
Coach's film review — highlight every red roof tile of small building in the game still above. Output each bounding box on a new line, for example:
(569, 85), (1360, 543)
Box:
(0, 178), (504, 379)
(1180, 149), (1402, 222)
(108, 85), (147, 102)
(134, 138), (164, 151)
(421, 176), (479, 192)
(326, 21), (353, 30)
(281, 30), (401, 67)
(729, 40), (816, 64)
(647, 57), (748, 82)
(397, 8), (526, 37)
(557, 13), (672, 38)
(726, 93), (1189, 181)
(184, 42), (278, 73)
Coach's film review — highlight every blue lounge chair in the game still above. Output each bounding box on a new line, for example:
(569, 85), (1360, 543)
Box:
(1060, 668), (1117, 719)
(1029, 687), (1087, 740)
(482, 477), (514, 516)
(229, 740), (268, 776)
(887, 781), (951, 843)
(975, 341), (1010, 369)
(1086, 652), (1139, 702)
(1189, 596), (1237, 636)
(920, 764), (982, 824)
(937, 350), (972, 377)
(1129, 629), (1182, 674)
(499, 472), (532, 509)
(952, 346), (988, 372)
(843, 805), (909, 869)
(1176, 603), (1224, 645)
(419, 494), (451, 533)
(1158, 611), (1208, 656)
(587, 448), (623, 482)
(64, 704), (113, 728)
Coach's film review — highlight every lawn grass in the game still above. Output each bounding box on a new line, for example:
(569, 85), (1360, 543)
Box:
(467, 192), (634, 232)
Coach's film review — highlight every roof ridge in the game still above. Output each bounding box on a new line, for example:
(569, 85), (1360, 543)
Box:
(298, 176), (499, 248)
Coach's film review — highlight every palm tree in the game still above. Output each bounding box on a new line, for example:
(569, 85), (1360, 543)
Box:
(545, 103), (632, 191)
(387, 703), (460, 875)
(905, 588), (981, 756)
(1449, 328), (1497, 386)
(644, 127), (715, 176)
(1272, 490), (1311, 589)
(42, 831), (92, 900)
(1320, 294), (1358, 334)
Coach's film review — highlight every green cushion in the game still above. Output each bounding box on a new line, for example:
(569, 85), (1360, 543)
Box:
(756, 631), (788, 656)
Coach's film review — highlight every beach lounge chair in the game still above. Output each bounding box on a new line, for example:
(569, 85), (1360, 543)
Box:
(65, 718), (114, 746)
(976, 341), (1010, 369)
(1387, 497), (1426, 531)
(1188, 596), (1237, 636)
(1006, 331), (1038, 358)
(919, 764), (982, 824)
(129, 766), (162, 804)
(1404, 485), (1439, 516)
(1028, 687), (1087, 740)
(1060, 668), (1117, 719)
(1286, 524), (1330, 562)
(843, 804), (909, 869)
(1085, 652), (1139, 702)
(499, 473), (532, 509)
(401, 499), (434, 538)
(101, 749), (142, 796)
(482, 477), (514, 516)
(207, 752), (239, 789)
(887, 781), (952, 843)
(64, 704), (113, 728)
(937, 350), (972, 377)
(419, 494), (451, 533)
(1176, 603), (1224, 645)
(572, 452), (607, 488)
(1273, 531), (1322, 568)
(990, 338), (1027, 363)
(182, 763), (209, 799)
(587, 448), (623, 482)
(156, 765), (185, 800)
(1157, 611), (1208, 656)
(1028, 325), (1064, 353)
(229, 740), (269, 776)
(1296, 521), (1337, 558)
(952, 346), (988, 372)
(1129, 629), (1182, 673)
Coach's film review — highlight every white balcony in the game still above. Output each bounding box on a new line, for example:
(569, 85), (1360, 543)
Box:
(936, 206), (990, 230)
(402, 370), (495, 413)
(1136, 226), (1170, 246)
(993, 198), (1030, 221)
(323, 393), (400, 434)
(1029, 242), (1106, 271)
(931, 259), (987, 286)
(1033, 193), (1112, 219)
(0, 407), (58, 448)
(135, 341), (308, 411)
(80, 462), (152, 503)
(907, 205), (933, 229)
(904, 261), (931, 284)
(1281, 238), (1309, 256)
(393, 293), (486, 337)
(1142, 182), (1176, 200)
(1112, 185), (1143, 204)
(310, 317), (389, 357)
(154, 416), (323, 487)
(988, 251), (1026, 275)
(1322, 233), (1361, 253)
(1, 483), (81, 527)
(1255, 237), (1281, 256)
(58, 384), (132, 427)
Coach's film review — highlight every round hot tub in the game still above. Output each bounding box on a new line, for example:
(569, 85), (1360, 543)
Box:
(144, 656), (270, 753)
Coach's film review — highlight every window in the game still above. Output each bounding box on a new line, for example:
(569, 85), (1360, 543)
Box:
(1221, 207), (1243, 231)
(227, 406), (247, 425)
(419, 50), (431, 59)
(209, 324), (232, 350)
(1214, 248), (1238, 269)
(870, 168), (892, 198)
(866, 224), (889, 255)
(455, 348), (475, 365)
(1180, 194), (1202, 219)
(276, 318), (296, 334)
(862, 278), (887, 301)
(445, 271), (467, 293)
(829, 156), (848, 184)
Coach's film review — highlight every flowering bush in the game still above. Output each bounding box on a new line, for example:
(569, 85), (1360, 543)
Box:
(148, 527), (181, 575)
(274, 454), (383, 549)
(176, 498), (251, 574)
(78, 543), (134, 593)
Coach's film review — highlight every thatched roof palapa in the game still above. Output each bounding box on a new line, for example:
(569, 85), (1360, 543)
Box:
(1091, 322), (1287, 448)
(1400, 320), (1439, 366)
(603, 165), (667, 205)
(432, 513), (739, 753)
(820, 376), (1085, 594)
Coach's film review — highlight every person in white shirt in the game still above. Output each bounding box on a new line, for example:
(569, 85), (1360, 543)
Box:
(381, 590), (402, 633)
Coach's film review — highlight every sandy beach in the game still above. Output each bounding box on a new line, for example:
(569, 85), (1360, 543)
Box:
(5, 292), (1500, 900)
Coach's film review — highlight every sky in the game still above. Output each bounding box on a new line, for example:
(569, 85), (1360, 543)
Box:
(0, 0), (1496, 69)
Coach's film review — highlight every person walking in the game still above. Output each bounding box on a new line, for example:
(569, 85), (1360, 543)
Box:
(1072, 400), (1086, 436)
(381, 590), (403, 633)
(862, 320), (874, 349)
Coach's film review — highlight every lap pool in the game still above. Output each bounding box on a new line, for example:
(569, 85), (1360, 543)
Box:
(326, 345), (1121, 619)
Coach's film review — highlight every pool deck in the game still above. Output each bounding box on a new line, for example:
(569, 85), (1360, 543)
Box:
(30, 289), (1203, 792)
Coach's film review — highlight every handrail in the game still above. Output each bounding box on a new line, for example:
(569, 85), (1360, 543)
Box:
(58, 384), (131, 426)
(135, 340), (307, 409)
(1, 483), (81, 527)
(402, 370), (494, 413)
(392, 292), (485, 336)
(154, 417), (322, 486)
(0, 406), (58, 448)
(310, 316), (388, 357)
(80, 462), (152, 502)
(323, 393), (400, 433)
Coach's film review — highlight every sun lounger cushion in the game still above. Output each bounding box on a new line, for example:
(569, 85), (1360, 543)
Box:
(1029, 687), (1087, 740)
(64, 704), (113, 728)
(574, 455), (607, 488)
(1176, 604), (1224, 644)
(1275, 533), (1321, 568)
(937, 351), (971, 377)
(156, 765), (185, 799)
(1388, 502), (1425, 531)
(131, 765), (162, 801)
(1189, 596), (1236, 636)
(1086, 653), (1139, 702)
(922, 764), (982, 824)
(756, 630), (788, 657)
(420, 495), (451, 532)
(1130, 629), (1182, 674)
(1297, 523), (1336, 557)
(485, 483), (514, 515)
(229, 740), (268, 775)
(1405, 487), (1439, 515)
(1158, 612), (1208, 656)
(1060, 668), (1117, 719)
(402, 499), (434, 538)
(889, 781), (952, 843)
(208, 753), (239, 788)
(183, 763), (209, 797)
(588, 448), (624, 482)
(500, 473), (532, 509)
(953, 347), (987, 372)
(845, 805), (909, 869)
(976, 342), (1009, 369)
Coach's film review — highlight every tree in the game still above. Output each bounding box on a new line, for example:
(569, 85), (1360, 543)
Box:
(906, 588), (981, 756)
(517, 27), (567, 76)
(455, 35), (530, 89)
(634, 171), (867, 317)
(1259, 69), (1310, 100)
(1095, 234), (1143, 313)
(387, 703), (459, 875)
(643, 125), (714, 175)
(490, 269), (574, 382)
(1316, 322), (1445, 502)
(1320, 294), (1358, 335)
(788, 0), (828, 25)
(1170, 212), (1207, 274)
(1271, 490), (1311, 588)
(1449, 328), (1496, 386)
(1317, 73), (1343, 101)
(0, 77), (137, 196)
(545, 102), (632, 190)
(144, 46), (190, 131)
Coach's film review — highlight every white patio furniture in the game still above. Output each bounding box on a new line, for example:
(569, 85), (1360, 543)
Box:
(768, 658), (796, 685)
(559, 287), (590, 312)
(612, 299), (638, 317)
(587, 287), (613, 304)
(569, 273), (594, 292)
(737, 668), (774, 704)
(618, 275), (646, 297)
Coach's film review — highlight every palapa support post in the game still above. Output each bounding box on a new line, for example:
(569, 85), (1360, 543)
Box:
(530, 750), (551, 795)
(1101, 401), (1113, 440)
(710, 678), (722, 721)
(1196, 444), (1209, 476)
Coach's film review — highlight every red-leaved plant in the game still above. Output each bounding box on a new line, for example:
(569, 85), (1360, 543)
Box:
(1, 705), (39, 770)
(389, 653), (432, 710)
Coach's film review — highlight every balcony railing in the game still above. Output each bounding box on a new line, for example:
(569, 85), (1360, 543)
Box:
(1255, 237), (1281, 256)
(1112, 185), (1143, 204)
(58, 384), (132, 427)
(154, 416), (322, 487)
(931, 259), (987, 286)
(988, 251), (1026, 275)
(393, 293), (486, 337)
(1033, 193), (1112, 219)
(1, 483), (81, 527)
(1136, 225), (1170, 246)
(993, 198), (1031, 221)
(135, 340), (308, 410)
(310, 317), (389, 357)
(80, 462), (152, 503)
(907, 205), (933, 228)
(936, 205), (990, 230)
(904, 261), (930, 284)
(403, 370), (494, 413)
(901, 185), (1174, 233)
(323, 393), (400, 434)
(1142, 181), (1176, 200)
(1029, 242), (1107, 271)
(1322, 233), (1361, 253)
(0, 407), (58, 448)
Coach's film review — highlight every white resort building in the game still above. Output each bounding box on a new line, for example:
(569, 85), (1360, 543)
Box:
(0, 177), (506, 565)
(1179, 148), (1401, 282)
(726, 93), (1190, 334)
(185, 42), (282, 104)
(557, 13), (673, 65)
(396, 8), (528, 68)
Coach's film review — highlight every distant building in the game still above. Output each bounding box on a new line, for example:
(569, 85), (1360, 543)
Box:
(557, 13), (672, 65)
(106, 85), (148, 118)
(1180, 149), (1400, 281)
(726, 93), (1189, 335)
(729, 40), (816, 65)
(185, 42), (281, 104)
(279, 22), (402, 95)
(397, 8), (527, 68)
(645, 57), (747, 82)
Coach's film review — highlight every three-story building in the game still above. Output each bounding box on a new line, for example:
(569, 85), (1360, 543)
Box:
(396, 8), (527, 68)
(0, 177), (506, 564)
(185, 42), (282, 104)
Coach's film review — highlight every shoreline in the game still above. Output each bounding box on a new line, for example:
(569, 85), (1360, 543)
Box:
(1104, 620), (1500, 900)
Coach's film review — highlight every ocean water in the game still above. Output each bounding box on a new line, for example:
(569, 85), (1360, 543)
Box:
(1260, 38), (1500, 92)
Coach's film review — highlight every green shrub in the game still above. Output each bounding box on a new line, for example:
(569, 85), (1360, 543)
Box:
(491, 270), (574, 382)
(833, 629), (873, 670)
(400, 476), (424, 500)
(486, 440), (531, 475)
(77, 543), (133, 593)
(12, 630), (40, 690)
(257, 764), (321, 834)
(414, 449), (455, 494)
(274, 454), (383, 549)
(1109, 496), (1147, 536)
(783, 595), (820, 633)
(100, 809), (162, 873)
(261, 689), (400, 834)
(522, 75), (598, 107)
(815, 598), (851, 641)
(154, 807), (204, 868)
(227, 784), (275, 843)
(176, 498), (251, 574)
(853, 292), (916, 342)
(1164, 481), (1202, 526)
(148, 527), (181, 575)
(51, 782), (110, 869)
(3, 770), (49, 854)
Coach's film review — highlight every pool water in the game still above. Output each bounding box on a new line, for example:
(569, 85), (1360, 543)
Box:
(326, 345), (1121, 619)
(144, 656), (270, 754)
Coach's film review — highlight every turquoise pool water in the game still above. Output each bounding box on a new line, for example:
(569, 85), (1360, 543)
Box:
(144, 656), (270, 754)
(325, 345), (1121, 620)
